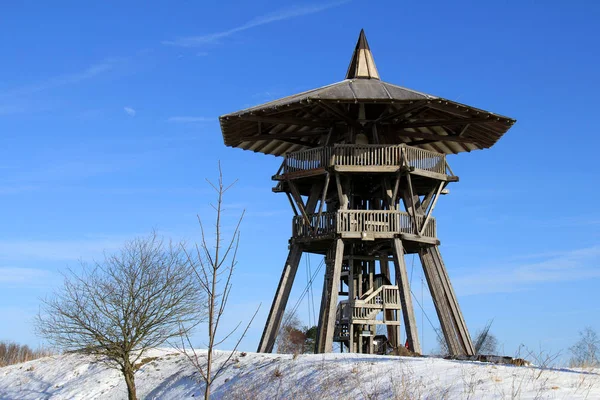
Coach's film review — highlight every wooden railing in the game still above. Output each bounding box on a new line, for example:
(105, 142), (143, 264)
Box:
(283, 144), (449, 175)
(332, 144), (403, 167)
(336, 286), (401, 324)
(292, 212), (336, 237)
(352, 285), (399, 320)
(283, 147), (332, 174)
(292, 210), (436, 239)
(415, 214), (436, 238)
(337, 210), (436, 237)
(403, 146), (446, 175)
(337, 210), (409, 234)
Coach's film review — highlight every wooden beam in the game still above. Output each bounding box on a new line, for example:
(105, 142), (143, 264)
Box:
(397, 117), (491, 129)
(427, 102), (513, 124)
(380, 257), (399, 349)
(392, 239), (421, 354)
(420, 186), (437, 214)
(371, 124), (380, 144)
(418, 248), (462, 355)
(335, 172), (348, 210)
(316, 239), (345, 353)
(376, 101), (427, 123)
(287, 179), (311, 226)
(285, 191), (298, 216)
(240, 129), (329, 142)
(406, 123), (472, 148)
(384, 127), (480, 144)
(305, 183), (323, 214)
(240, 136), (314, 148)
(405, 173), (419, 235)
(391, 172), (401, 210)
(422, 247), (475, 355)
(257, 244), (303, 353)
(317, 101), (362, 129)
(419, 182), (444, 236)
(238, 115), (332, 128)
(313, 172), (331, 235)
(348, 254), (355, 353)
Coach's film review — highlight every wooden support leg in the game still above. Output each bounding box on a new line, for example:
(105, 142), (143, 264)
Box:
(392, 239), (422, 354)
(315, 265), (331, 353)
(402, 189), (472, 356)
(257, 244), (303, 353)
(421, 246), (474, 355)
(315, 239), (345, 353)
(419, 247), (475, 355)
(419, 247), (460, 354)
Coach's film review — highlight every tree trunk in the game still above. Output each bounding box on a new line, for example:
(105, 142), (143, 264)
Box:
(204, 381), (211, 400)
(204, 351), (212, 399)
(123, 366), (137, 400)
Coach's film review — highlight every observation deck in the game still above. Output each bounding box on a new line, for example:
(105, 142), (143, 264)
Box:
(292, 210), (437, 244)
(274, 144), (457, 182)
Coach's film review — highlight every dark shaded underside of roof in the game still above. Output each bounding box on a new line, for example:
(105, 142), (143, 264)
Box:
(219, 79), (516, 156)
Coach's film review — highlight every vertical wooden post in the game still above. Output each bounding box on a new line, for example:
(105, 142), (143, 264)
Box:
(257, 243), (304, 353)
(380, 257), (399, 349)
(348, 254), (355, 353)
(315, 239), (345, 353)
(392, 239), (422, 354)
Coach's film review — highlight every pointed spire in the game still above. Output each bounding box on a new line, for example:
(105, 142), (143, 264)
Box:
(345, 29), (380, 80)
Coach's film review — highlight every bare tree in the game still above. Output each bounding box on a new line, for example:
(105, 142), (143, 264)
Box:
(0, 341), (53, 367)
(179, 165), (259, 400)
(36, 233), (202, 400)
(276, 311), (307, 355)
(473, 320), (499, 355)
(569, 326), (600, 368)
(435, 321), (499, 356)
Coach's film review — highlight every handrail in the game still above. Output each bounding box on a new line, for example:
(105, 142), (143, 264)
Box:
(292, 210), (436, 239)
(292, 212), (336, 238)
(355, 285), (399, 306)
(283, 144), (449, 175)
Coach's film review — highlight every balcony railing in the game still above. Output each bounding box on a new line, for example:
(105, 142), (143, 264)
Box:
(283, 144), (449, 175)
(336, 285), (401, 323)
(292, 210), (436, 239)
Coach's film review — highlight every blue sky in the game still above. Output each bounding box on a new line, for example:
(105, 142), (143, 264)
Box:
(1, 0), (599, 359)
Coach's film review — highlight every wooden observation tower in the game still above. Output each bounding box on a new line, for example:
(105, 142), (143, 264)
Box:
(219, 30), (515, 355)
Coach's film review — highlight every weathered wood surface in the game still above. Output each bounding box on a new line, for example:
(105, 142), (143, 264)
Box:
(392, 239), (422, 354)
(283, 144), (451, 176)
(316, 239), (345, 353)
(292, 210), (436, 240)
(257, 244), (304, 353)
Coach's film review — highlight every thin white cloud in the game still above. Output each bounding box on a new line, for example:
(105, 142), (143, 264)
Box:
(0, 58), (122, 115)
(162, 1), (349, 47)
(167, 116), (212, 123)
(0, 236), (130, 262)
(453, 245), (600, 296)
(124, 106), (136, 116)
(0, 267), (52, 284)
(0, 60), (118, 99)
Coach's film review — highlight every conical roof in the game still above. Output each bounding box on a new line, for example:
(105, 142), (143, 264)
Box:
(345, 29), (380, 80)
(219, 30), (515, 157)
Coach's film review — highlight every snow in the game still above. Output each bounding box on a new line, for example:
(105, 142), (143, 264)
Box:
(0, 348), (598, 399)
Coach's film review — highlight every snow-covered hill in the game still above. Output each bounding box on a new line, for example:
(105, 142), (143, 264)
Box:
(0, 348), (598, 399)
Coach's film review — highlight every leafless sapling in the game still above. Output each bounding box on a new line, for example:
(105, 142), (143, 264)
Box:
(179, 165), (260, 400)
